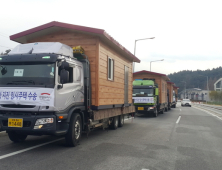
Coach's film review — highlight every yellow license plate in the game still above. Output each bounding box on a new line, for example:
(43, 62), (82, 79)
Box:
(138, 107), (144, 110)
(8, 118), (23, 128)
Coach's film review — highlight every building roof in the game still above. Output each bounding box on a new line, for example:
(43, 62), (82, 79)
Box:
(10, 21), (140, 63)
(133, 70), (170, 81)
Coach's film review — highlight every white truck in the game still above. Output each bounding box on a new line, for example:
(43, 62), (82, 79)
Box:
(0, 42), (134, 146)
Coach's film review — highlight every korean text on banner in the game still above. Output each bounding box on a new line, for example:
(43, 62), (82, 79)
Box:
(0, 88), (54, 106)
(133, 97), (154, 103)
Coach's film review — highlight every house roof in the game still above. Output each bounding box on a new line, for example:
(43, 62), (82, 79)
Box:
(173, 85), (179, 89)
(133, 70), (170, 81)
(167, 81), (174, 84)
(10, 21), (140, 63)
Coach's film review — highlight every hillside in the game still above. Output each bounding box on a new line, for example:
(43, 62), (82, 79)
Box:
(168, 67), (222, 93)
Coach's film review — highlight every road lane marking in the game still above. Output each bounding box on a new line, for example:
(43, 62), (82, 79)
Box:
(0, 138), (63, 160)
(176, 116), (181, 124)
(193, 106), (222, 121)
(124, 117), (134, 121)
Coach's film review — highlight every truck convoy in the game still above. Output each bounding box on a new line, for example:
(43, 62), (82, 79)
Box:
(133, 71), (170, 117)
(0, 21), (140, 146)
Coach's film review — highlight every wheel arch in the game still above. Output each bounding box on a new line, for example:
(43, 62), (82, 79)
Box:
(67, 107), (85, 130)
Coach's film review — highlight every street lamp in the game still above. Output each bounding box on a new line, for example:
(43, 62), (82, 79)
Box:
(198, 75), (209, 103)
(133, 37), (155, 72)
(181, 81), (186, 99)
(150, 59), (164, 71)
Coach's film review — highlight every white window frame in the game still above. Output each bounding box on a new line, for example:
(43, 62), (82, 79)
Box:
(108, 57), (114, 81)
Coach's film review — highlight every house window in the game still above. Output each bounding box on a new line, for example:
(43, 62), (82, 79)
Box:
(108, 57), (114, 80)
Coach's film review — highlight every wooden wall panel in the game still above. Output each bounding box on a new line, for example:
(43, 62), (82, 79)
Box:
(98, 41), (133, 105)
(167, 83), (173, 103)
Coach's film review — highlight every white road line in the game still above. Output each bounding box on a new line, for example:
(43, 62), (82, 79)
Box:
(176, 116), (181, 124)
(193, 106), (222, 121)
(124, 117), (134, 121)
(0, 138), (63, 160)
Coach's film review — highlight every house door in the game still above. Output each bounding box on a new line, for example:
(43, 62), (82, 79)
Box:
(124, 66), (129, 104)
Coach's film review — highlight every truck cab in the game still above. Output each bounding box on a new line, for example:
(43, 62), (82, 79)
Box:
(133, 79), (160, 117)
(0, 42), (86, 146)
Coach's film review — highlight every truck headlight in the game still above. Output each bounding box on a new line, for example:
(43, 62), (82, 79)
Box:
(35, 118), (54, 125)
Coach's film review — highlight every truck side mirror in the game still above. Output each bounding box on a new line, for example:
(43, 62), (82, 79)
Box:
(60, 70), (69, 84)
(0, 66), (7, 75)
(58, 61), (69, 89)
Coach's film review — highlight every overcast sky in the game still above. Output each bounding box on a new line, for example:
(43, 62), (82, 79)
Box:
(0, 0), (221, 75)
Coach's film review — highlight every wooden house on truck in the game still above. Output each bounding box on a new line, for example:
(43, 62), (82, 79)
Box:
(6, 21), (140, 144)
(133, 70), (170, 112)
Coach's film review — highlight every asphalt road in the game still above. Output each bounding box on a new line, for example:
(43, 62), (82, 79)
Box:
(0, 103), (222, 170)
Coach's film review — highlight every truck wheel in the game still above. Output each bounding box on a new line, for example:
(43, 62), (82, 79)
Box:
(153, 108), (158, 117)
(118, 115), (124, 127)
(110, 116), (118, 130)
(65, 113), (82, 147)
(8, 131), (27, 143)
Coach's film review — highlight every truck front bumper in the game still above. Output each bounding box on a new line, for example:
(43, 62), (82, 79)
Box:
(0, 113), (69, 136)
(135, 105), (155, 114)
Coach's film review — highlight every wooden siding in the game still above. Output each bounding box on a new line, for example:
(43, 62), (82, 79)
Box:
(28, 30), (98, 105)
(98, 41), (133, 106)
(173, 87), (178, 101)
(133, 73), (167, 104)
(167, 83), (173, 103)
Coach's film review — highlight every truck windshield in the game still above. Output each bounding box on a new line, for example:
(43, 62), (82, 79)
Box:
(0, 63), (55, 87)
(133, 88), (154, 97)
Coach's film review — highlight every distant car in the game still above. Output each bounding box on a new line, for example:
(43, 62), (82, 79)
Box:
(181, 99), (192, 107)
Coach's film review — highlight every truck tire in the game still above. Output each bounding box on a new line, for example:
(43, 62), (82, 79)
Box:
(8, 131), (27, 143)
(118, 115), (124, 127)
(110, 116), (118, 130)
(65, 113), (82, 147)
(153, 108), (158, 117)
